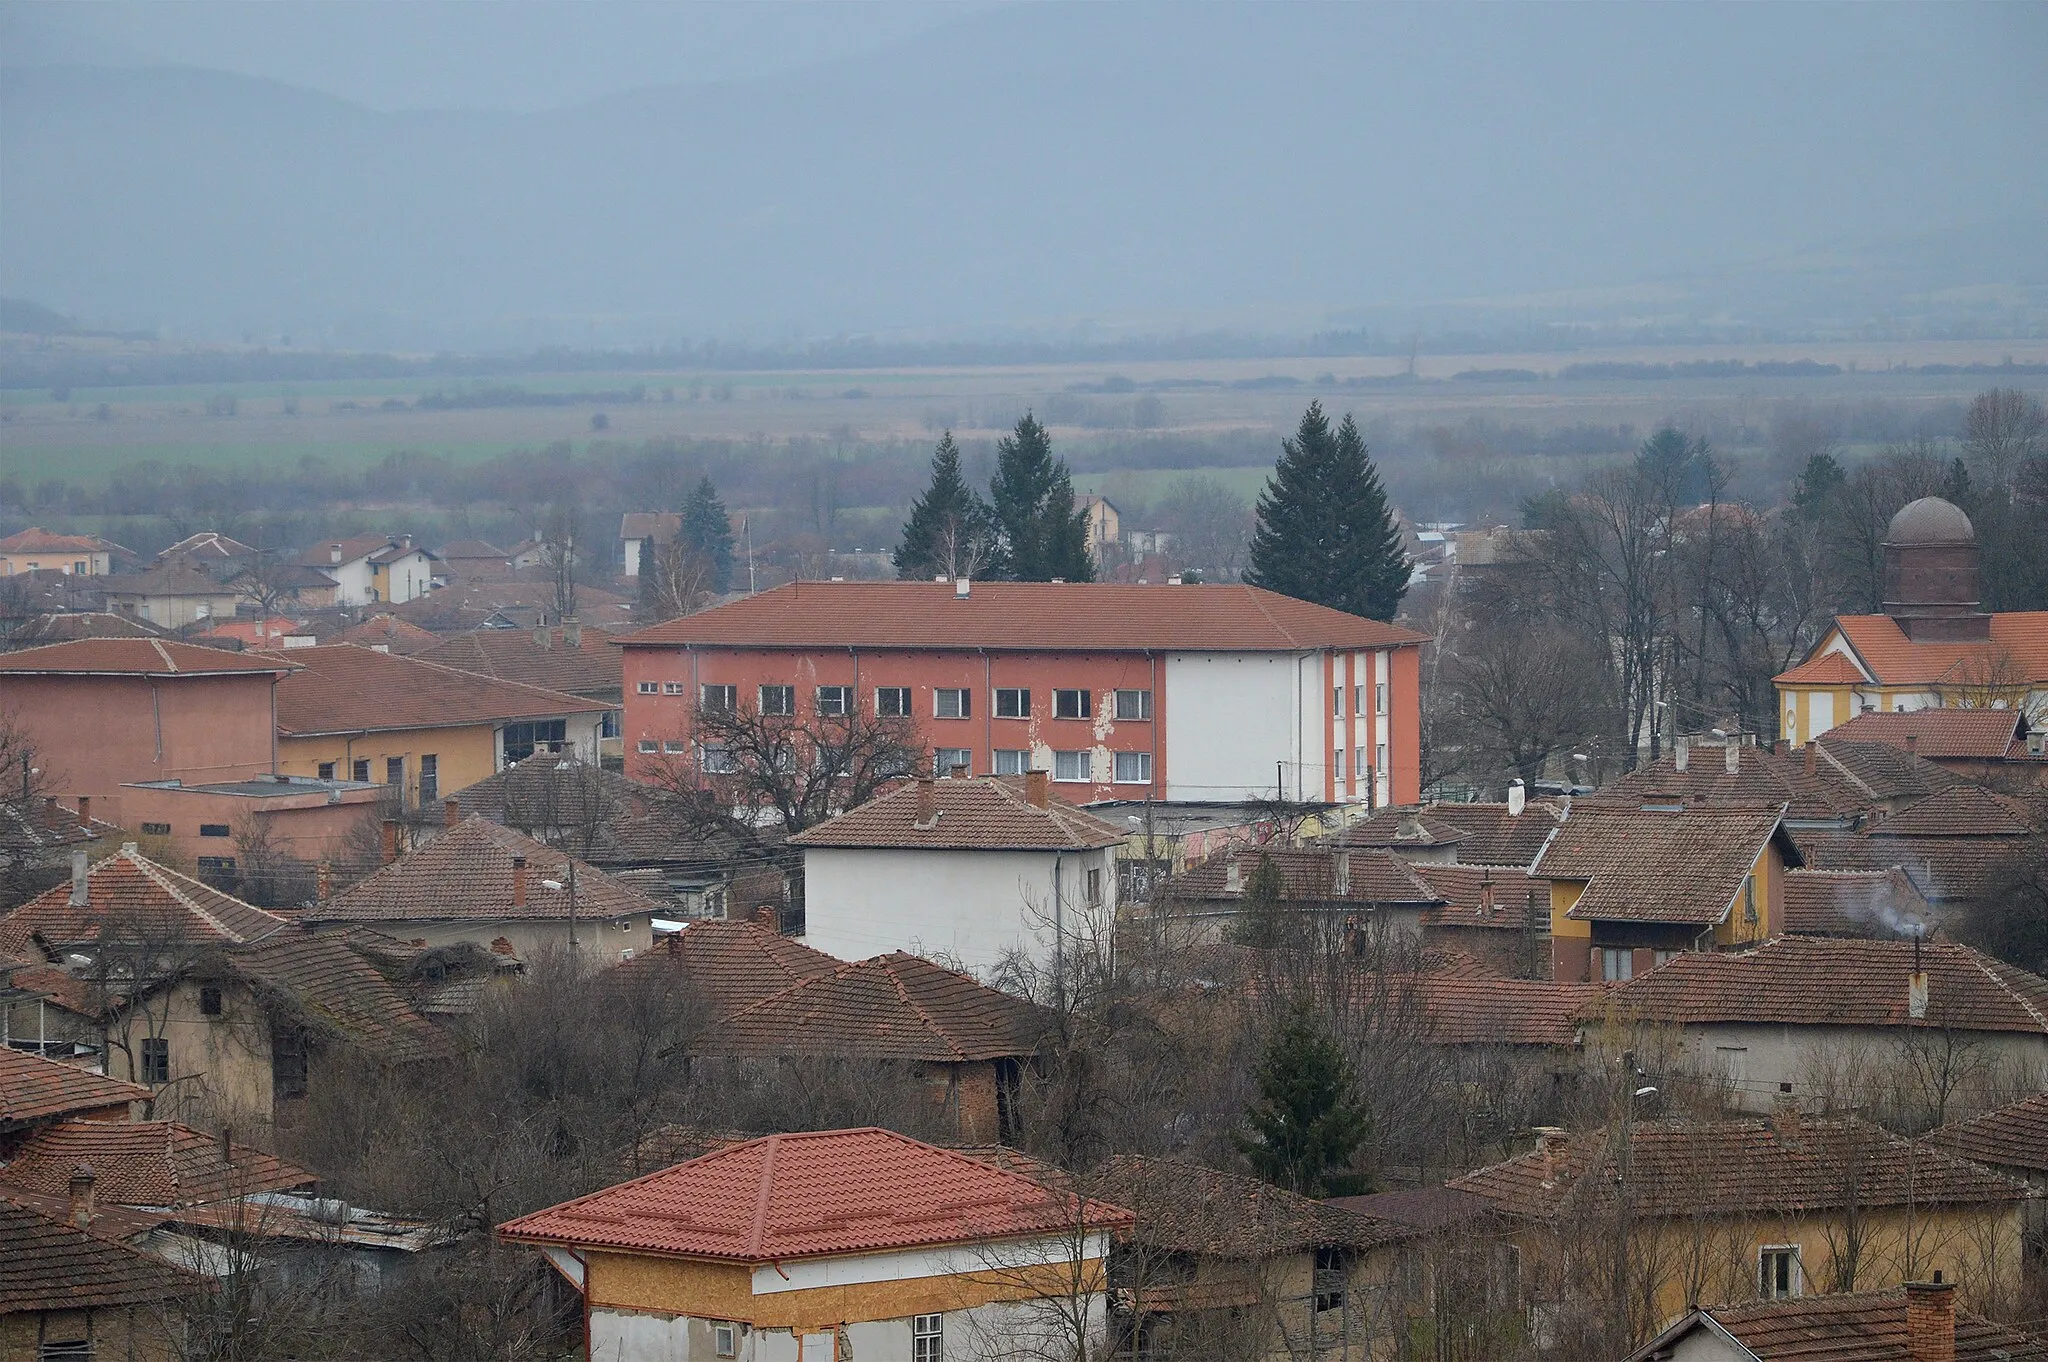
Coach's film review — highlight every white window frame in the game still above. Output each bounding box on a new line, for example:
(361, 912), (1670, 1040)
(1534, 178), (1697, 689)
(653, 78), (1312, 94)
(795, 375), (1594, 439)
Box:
(1113, 750), (1152, 784)
(935, 688), (970, 719)
(759, 684), (796, 716)
(913, 1314), (942, 1362)
(1354, 684), (1365, 715)
(1053, 750), (1092, 782)
(1375, 682), (1388, 716)
(1054, 688), (1092, 720)
(876, 686), (912, 717)
(663, 681), (686, 695)
(637, 739), (659, 754)
(714, 1321), (738, 1358)
(1333, 686), (1344, 718)
(1600, 947), (1634, 983)
(700, 744), (737, 774)
(1759, 1245), (1801, 1300)
(1113, 689), (1152, 721)
(994, 749), (1030, 776)
(1332, 748), (1345, 780)
(663, 740), (688, 754)
(994, 687), (1031, 718)
(1375, 742), (1389, 775)
(816, 685), (852, 717)
(637, 681), (659, 694)
(935, 748), (972, 776)
(701, 684), (736, 713)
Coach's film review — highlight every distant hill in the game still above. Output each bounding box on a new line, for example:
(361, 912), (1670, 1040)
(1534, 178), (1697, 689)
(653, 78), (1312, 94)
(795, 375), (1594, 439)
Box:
(4, 4), (2044, 349)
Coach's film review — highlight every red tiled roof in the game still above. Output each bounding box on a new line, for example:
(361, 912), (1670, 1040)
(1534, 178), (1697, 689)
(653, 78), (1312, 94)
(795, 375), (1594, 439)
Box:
(1599, 744), (1875, 823)
(1324, 809), (1470, 853)
(0, 848), (292, 955)
(157, 531), (256, 562)
(788, 777), (1125, 851)
(272, 644), (613, 736)
(1535, 802), (1794, 925)
(1798, 831), (2025, 904)
(1659, 1287), (2048, 1362)
(1931, 1092), (2048, 1174)
(0, 1196), (207, 1312)
(1782, 868), (1932, 937)
(1333, 800), (1566, 868)
(0, 528), (115, 554)
(325, 614), (441, 654)
(1161, 846), (1441, 906)
(1827, 708), (2033, 760)
(415, 626), (623, 697)
(226, 930), (449, 1063)
(100, 561), (238, 600)
(3, 612), (173, 645)
(702, 952), (1051, 1063)
(0, 1048), (150, 1126)
(0, 1120), (314, 1209)
(1829, 612), (2048, 688)
(1411, 863), (1543, 931)
(619, 580), (1431, 653)
(1773, 649), (1870, 685)
(1095, 1154), (1411, 1259)
(618, 919), (840, 1019)
(1866, 785), (2037, 837)
(1411, 974), (1601, 1046)
(1587, 937), (2048, 1035)
(2, 962), (105, 1017)
(498, 1126), (1132, 1261)
(0, 637), (296, 676)
(306, 817), (664, 924)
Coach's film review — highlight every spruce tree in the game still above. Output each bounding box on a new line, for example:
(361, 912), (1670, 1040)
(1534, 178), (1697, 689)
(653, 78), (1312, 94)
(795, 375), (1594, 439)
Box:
(1246, 402), (1407, 620)
(679, 477), (735, 593)
(1236, 1007), (1372, 1196)
(1227, 852), (1291, 948)
(990, 413), (1094, 582)
(894, 432), (998, 580)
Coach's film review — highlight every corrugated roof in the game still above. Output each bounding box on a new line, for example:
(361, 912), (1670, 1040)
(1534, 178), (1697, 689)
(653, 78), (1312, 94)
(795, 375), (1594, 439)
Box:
(0, 847), (293, 955)
(788, 777), (1126, 851)
(1827, 708), (2033, 760)
(0, 1120), (314, 1209)
(308, 817), (665, 924)
(0, 1048), (150, 1126)
(1931, 1092), (2048, 1174)
(0, 637), (296, 676)
(0, 1196), (207, 1313)
(273, 643), (613, 736)
(1535, 802), (1794, 925)
(619, 580), (1430, 653)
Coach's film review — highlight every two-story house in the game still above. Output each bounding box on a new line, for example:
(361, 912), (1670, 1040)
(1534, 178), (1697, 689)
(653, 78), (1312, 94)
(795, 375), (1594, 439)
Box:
(0, 528), (126, 576)
(299, 534), (438, 607)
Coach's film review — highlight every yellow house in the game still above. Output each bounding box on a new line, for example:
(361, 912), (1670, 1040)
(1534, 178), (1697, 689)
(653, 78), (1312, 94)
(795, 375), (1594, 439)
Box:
(0, 526), (121, 576)
(271, 644), (614, 806)
(500, 1128), (1135, 1362)
(1531, 802), (1800, 983)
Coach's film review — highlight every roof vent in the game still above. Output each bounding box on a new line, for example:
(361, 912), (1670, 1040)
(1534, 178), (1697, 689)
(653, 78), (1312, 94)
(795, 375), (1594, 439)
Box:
(954, 577), (970, 599)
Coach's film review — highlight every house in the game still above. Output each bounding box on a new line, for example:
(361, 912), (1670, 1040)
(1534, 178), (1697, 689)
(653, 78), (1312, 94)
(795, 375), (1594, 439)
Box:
(1534, 801), (1802, 983)
(415, 620), (625, 752)
(299, 815), (671, 965)
(1813, 734), (1977, 815)
(0, 527), (126, 577)
(694, 951), (1052, 1143)
(499, 1126), (1134, 1362)
(1452, 1115), (2031, 1334)
(1598, 736), (1893, 833)
(1, 611), (172, 650)
(433, 539), (515, 581)
(1, 953), (102, 1061)
(1409, 864), (1551, 976)
(1586, 936), (2048, 1117)
(1329, 789), (1567, 869)
(618, 918), (840, 1019)
(154, 531), (258, 579)
(1145, 845), (1444, 946)
(1775, 497), (2048, 747)
(1626, 1281), (2048, 1362)
(1931, 1091), (2048, 1261)
(1077, 495), (1121, 562)
(297, 534), (437, 607)
(225, 560), (339, 612)
(1797, 785), (2037, 918)
(1826, 708), (2046, 780)
(1781, 868), (1933, 938)
(618, 513), (681, 577)
(617, 579), (1430, 806)
(270, 643), (616, 801)
(0, 1047), (150, 1155)
(100, 562), (244, 628)
(388, 578), (637, 633)
(0, 1195), (208, 1362)
(788, 772), (1125, 975)
(0, 793), (115, 906)
(116, 772), (388, 876)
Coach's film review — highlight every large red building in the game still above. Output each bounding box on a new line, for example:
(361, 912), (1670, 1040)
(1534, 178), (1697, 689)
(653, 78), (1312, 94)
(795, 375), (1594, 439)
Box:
(617, 580), (1428, 806)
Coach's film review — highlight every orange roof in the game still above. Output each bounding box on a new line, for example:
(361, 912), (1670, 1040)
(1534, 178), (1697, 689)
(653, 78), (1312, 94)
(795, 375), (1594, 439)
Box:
(0, 1120), (313, 1209)
(0, 1048), (150, 1126)
(788, 777), (1125, 851)
(499, 1126), (1132, 1261)
(0, 637), (297, 676)
(273, 644), (613, 736)
(1772, 649), (1869, 686)
(0, 847), (292, 955)
(0, 527), (115, 554)
(1827, 708), (2032, 760)
(618, 919), (841, 1018)
(1659, 1288), (2048, 1362)
(620, 580), (1430, 653)
(196, 617), (303, 647)
(1826, 612), (2048, 688)
(0, 1197), (207, 1313)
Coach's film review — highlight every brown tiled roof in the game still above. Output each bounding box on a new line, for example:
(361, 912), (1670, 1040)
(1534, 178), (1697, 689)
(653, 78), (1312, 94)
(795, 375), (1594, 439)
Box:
(0, 1120), (314, 1209)
(306, 817), (664, 924)
(618, 920), (839, 1019)
(0, 1048), (150, 1126)
(702, 952), (1051, 1063)
(297, 533), (398, 568)
(1324, 809), (1471, 853)
(1094, 1155), (1411, 1259)
(1813, 738), (1968, 807)
(0, 1196), (207, 1313)
(0, 847), (292, 955)
(0, 528), (118, 554)
(1451, 1115), (2025, 1222)
(619, 513), (681, 542)
(326, 614), (441, 654)
(1797, 832), (2025, 904)
(435, 539), (511, 561)
(788, 777), (1126, 851)
(1396, 800), (1568, 868)
(100, 561), (238, 601)
(1161, 845), (1440, 906)
(3, 611), (172, 646)
(446, 754), (748, 867)
(1412, 864), (1542, 931)
(1828, 709), (2033, 761)
(1661, 1287), (2048, 1362)
(415, 626), (623, 697)
(273, 643), (614, 736)
(0, 796), (116, 856)
(1323, 1186), (1493, 1232)
(619, 580), (1431, 653)
(0, 637), (296, 676)
(1, 962), (105, 1017)
(1828, 611), (2048, 688)
(1588, 937), (2048, 1035)
(389, 580), (635, 632)
(157, 531), (256, 563)
(1599, 744), (1874, 823)
(1782, 868), (1932, 937)
(1535, 801), (1795, 925)
(1867, 785), (2037, 837)
(1931, 1092), (2048, 1174)
(225, 929), (449, 1063)
(1411, 974), (1601, 1046)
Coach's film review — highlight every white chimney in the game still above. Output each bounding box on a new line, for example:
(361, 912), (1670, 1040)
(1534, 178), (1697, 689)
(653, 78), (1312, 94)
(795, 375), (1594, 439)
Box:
(1909, 971), (1930, 1020)
(1507, 779), (1526, 817)
(328, 545), (342, 564)
(954, 577), (971, 599)
(1333, 850), (1351, 896)
(1674, 736), (1690, 772)
(69, 850), (89, 906)
(1726, 742), (1740, 774)
(1225, 859), (1242, 894)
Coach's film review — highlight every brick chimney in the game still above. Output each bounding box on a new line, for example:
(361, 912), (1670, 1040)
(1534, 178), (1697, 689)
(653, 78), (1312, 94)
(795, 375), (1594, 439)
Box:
(316, 860), (331, 902)
(511, 855), (528, 908)
(67, 1163), (95, 1229)
(76, 795), (90, 825)
(380, 818), (400, 865)
(754, 903), (780, 933)
(444, 797), (461, 828)
(1905, 1277), (1956, 1362)
(1533, 1127), (1570, 1184)
(915, 775), (936, 827)
(1805, 741), (1819, 776)
(69, 850), (88, 907)
(1025, 769), (1049, 809)
(1771, 1095), (1802, 1146)
(1906, 733), (1919, 757)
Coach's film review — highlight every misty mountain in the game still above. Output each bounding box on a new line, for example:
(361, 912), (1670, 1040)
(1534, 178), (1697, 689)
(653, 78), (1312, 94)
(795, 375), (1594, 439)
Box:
(5, 3), (2045, 349)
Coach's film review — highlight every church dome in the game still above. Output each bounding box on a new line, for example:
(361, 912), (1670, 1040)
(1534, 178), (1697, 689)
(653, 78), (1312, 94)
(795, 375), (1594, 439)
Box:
(1885, 496), (1975, 547)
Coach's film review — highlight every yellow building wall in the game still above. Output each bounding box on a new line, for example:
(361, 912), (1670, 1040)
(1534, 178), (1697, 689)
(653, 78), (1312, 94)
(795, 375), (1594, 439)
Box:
(277, 723), (498, 801)
(1548, 880), (1590, 942)
(1711, 843), (1781, 947)
(104, 978), (276, 1131)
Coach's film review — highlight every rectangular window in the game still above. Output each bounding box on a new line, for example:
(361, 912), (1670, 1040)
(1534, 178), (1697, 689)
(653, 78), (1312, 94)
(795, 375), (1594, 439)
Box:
(1743, 874), (1759, 923)
(714, 1323), (738, 1359)
(701, 684), (736, 713)
(1114, 689), (1152, 721)
(140, 821), (172, 836)
(1759, 1246), (1800, 1300)
(196, 856), (236, 875)
(199, 823), (230, 838)
(199, 986), (223, 1017)
(994, 749), (1030, 776)
(1355, 747), (1367, 781)
(419, 754), (438, 803)
(1054, 689), (1092, 720)
(316, 762), (335, 781)
(38, 1340), (92, 1361)
(663, 681), (685, 695)
(1333, 686), (1344, 718)
(1086, 867), (1102, 905)
(352, 759), (371, 783)
(913, 1315), (942, 1362)
(272, 1023), (308, 1099)
(1053, 750), (1091, 782)
(816, 686), (852, 716)
(637, 681), (659, 694)
(637, 739), (660, 753)
(1113, 750), (1152, 784)
(1314, 1245), (1349, 1313)
(994, 687), (1031, 718)
(759, 684), (795, 716)
(700, 745), (736, 774)
(386, 756), (404, 786)
(936, 748), (972, 777)
(664, 740), (689, 754)
(1375, 742), (1389, 775)
(140, 1036), (169, 1084)
(1714, 1045), (1749, 1088)
(1333, 748), (1346, 781)
(1600, 947), (1634, 983)
(876, 686), (912, 717)
(1376, 682), (1389, 716)
(1354, 684), (1366, 715)
(935, 688), (970, 719)
(502, 719), (567, 763)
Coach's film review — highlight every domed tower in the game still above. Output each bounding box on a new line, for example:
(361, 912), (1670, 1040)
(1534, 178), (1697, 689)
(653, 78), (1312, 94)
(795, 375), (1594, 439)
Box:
(1882, 496), (1989, 641)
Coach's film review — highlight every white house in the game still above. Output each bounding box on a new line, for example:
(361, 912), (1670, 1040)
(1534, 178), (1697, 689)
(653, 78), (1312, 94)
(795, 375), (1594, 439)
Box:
(299, 534), (438, 607)
(618, 512), (682, 577)
(788, 772), (1126, 978)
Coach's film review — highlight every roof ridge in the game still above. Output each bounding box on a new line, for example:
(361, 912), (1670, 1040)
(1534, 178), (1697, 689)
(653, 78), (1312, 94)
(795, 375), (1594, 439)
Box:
(1963, 948), (2048, 1036)
(878, 956), (970, 1061)
(746, 1134), (780, 1258)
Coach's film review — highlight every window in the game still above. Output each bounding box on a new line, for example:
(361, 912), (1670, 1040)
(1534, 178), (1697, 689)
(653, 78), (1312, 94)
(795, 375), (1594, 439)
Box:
(386, 755), (405, 786)
(876, 686), (912, 717)
(199, 986), (224, 1016)
(1313, 1245), (1348, 1313)
(700, 745), (737, 774)
(1054, 689), (1092, 720)
(995, 687), (1031, 718)
(994, 749), (1030, 776)
(1053, 750), (1091, 782)
(701, 684), (736, 713)
(419, 754), (438, 803)
(352, 758), (372, 782)
(664, 681), (686, 695)
(1376, 682), (1388, 715)
(1355, 747), (1367, 781)
(38, 1341), (91, 1361)
(316, 762), (335, 780)
(1714, 1045), (1749, 1088)
(196, 856), (236, 875)
(73, 561), (86, 575)
(1114, 689), (1152, 721)
(1599, 948), (1634, 983)
(1759, 1246), (1800, 1300)
(714, 1322), (738, 1359)
(140, 1037), (169, 1084)
(502, 719), (566, 763)
(1113, 750), (1152, 784)
(637, 739), (660, 753)
(913, 1315), (943, 1362)
(1742, 874), (1759, 923)
(1333, 686), (1344, 718)
(637, 681), (659, 694)
(817, 686), (852, 716)
(664, 740), (689, 754)
(1354, 684), (1366, 715)
(272, 1023), (308, 1099)
(140, 821), (171, 836)
(935, 748), (972, 776)
(935, 688), (970, 719)
(1375, 742), (1389, 775)
(1333, 748), (1346, 781)
(760, 684), (795, 716)
(1086, 867), (1102, 905)
(199, 823), (231, 838)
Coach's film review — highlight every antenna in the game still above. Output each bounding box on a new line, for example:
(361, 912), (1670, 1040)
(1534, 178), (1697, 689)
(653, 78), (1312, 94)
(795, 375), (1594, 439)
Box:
(743, 515), (756, 594)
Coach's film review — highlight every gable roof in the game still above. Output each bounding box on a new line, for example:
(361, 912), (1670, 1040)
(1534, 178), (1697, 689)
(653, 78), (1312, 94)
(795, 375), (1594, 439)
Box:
(1931, 1092), (2048, 1174)
(0, 1196), (207, 1314)
(1588, 937), (2048, 1036)
(1813, 736), (1972, 806)
(1161, 845), (1442, 906)
(445, 753), (747, 867)
(498, 1126), (1132, 1262)
(1773, 649), (1870, 686)
(0, 528), (119, 555)
(326, 613), (441, 654)
(619, 580), (1430, 653)
(298, 534), (401, 569)
(99, 561), (239, 601)
(1534, 801), (1796, 925)
(618, 919), (840, 1019)
(0, 846), (292, 956)
(1818, 612), (2048, 689)
(703, 952), (1051, 1063)
(1332, 800), (1566, 868)
(1865, 785), (2036, 838)
(435, 539), (511, 560)
(0, 1120), (314, 1209)
(1325, 808), (1471, 854)
(1094, 1154), (1411, 1260)
(1599, 744), (1874, 824)
(157, 531), (257, 563)
(1781, 868), (1932, 937)
(414, 625), (623, 697)
(788, 777), (1125, 852)
(0, 1048), (150, 1127)
(0, 637), (296, 677)
(272, 643), (613, 736)
(619, 513), (682, 541)
(1412, 973), (1602, 1046)
(2, 611), (173, 646)
(1632, 1288), (2048, 1362)
(1412, 863), (1544, 932)
(1828, 708), (2034, 761)
(1798, 831), (2026, 904)
(224, 929), (449, 1064)
(388, 579), (635, 632)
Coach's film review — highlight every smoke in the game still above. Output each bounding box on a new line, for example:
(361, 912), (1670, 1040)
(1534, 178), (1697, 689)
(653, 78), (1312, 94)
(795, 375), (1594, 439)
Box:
(1829, 867), (1931, 940)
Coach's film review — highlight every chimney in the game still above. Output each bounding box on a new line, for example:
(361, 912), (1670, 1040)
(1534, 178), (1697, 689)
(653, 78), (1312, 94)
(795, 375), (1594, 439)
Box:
(1025, 769), (1049, 809)
(1770, 1095), (1802, 1146)
(1725, 741), (1740, 774)
(511, 855), (528, 908)
(564, 616), (582, 649)
(1805, 741), (1819, 777)
(219, 1126), (233, 1167)
(954, 577), (971, 599)
(329, 545), (342, 564)
(1507, 780), (1526, 817)
(1906, 733), (1919, 757)
(380, 818), (400, 865)
(444, 797), (461, 827)
(1333, 849), (1352, 896)
(1905, 1278), (1957, 1362)
(490, 935), (516, 955)
(1674, 736), (1689, 772)
(533, 621), (551, 649)
(316, 860), (331, 902)
(69, 850), (89, 906)
(915, 775), (937, 826)
(1225, 858), (1243, 894)
(1910, 967), (1931, 1020)
(43, 795), (57, 819)
(76, 795), (90, 825)
(1478, 877), (1497, 917)
(1533, 1127), (1569, 1184)
(66, 1164), (95, 1229)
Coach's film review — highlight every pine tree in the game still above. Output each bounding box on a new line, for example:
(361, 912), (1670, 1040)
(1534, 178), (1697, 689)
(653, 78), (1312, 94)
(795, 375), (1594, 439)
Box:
(1246, 402), (1407, 620)
(679, 477), (735, 593)
(1791, 451), (1847, 522)
(1235, 1007), (1372, 1197)
(1227, 852), (1291, 948)
(894, 432), (998, 580)
(990, 413), (1094, 582)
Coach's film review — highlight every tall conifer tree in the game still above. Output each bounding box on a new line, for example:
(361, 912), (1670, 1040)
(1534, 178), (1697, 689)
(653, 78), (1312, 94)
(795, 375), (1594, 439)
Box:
(1236, 1007), (1372, 1196)
(990, 413), (1094, 582)
(894, 432), (998, 580)
(1246, 402), (1407, 620)
(679, 476), (735, 593)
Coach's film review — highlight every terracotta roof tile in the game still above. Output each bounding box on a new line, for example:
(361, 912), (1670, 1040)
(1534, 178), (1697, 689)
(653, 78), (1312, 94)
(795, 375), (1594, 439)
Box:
(0, 1196), (207, 1312)
(1829, 612), (2048, 688)
(297, 534), (400, 569)
(225, 930), (449, 1063)
(618, 919), (840, 1019)
(788, 777), (1126, 851)
(619, 580), (1430, 653)
(436, 539), (512, 560)
(307, 817), (665, 924)
(325, 614), (441, 654)
(1333, 800), (1566, 868)
(1162, 845), (1440, 907)
(101, 561), (239, 600)
(1782, 868), (1932, 937)
(273, 644), (613, 736)
(1599, 744), (1874, 823)
(1535, 802), (1795, 925)
(702, 952), (1051, 1062)
(1867, 785), (2037, 837)
(0, 528), (120, 554)
(0, 1120), (314, 1209)
(0, 848), (293, 955)
(0, 1048), (150, 1126)
(1, 962), (104, 1017)
(415, 626), (623, 697)
(1773, 649), (1870, 685)
(446, 753), (748, 866)
(1814, 737), (1972, 805)
(1322, 1186), (1494, 1232)
(1411, 974), (1602, 1046)
(2, 611), (173, 645)
(1095, 1154), (1411, 1259)
(0, 637), (296, 676)
(1931, 1092), (2048, 1174)
(389, 580), (635, 632)
(1674, 1287), (2048, 1361)
(1827, 708), (2033, 760)
(1797, 832), (2025, 904)
(1411, 864), (1543, 931)
(1323, 810), (1471, 853)
(157, 531), (256, 563)
(498, 1126), (1132, 1261)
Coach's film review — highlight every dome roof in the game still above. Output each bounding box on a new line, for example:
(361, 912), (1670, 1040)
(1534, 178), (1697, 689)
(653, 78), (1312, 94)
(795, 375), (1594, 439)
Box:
(1885, 496), (1975, 547)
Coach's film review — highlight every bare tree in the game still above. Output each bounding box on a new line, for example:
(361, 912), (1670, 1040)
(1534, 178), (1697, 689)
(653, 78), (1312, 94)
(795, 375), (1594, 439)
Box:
(1963, 387), (2047, 495)
(658, 697), (921, 834)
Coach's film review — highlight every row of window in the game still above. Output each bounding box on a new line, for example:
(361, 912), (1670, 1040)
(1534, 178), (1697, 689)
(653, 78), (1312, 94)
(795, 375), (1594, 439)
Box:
(1333, 683), (1391, 718)
(640, 682), (1153, 722)
(633, 740), (1154, 784)
(1330, 745), (1391, 782)
(314, 753), (444, 801)
(705, 1315), (941, 1360)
